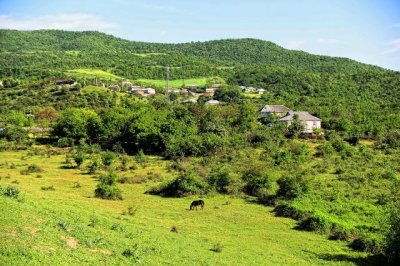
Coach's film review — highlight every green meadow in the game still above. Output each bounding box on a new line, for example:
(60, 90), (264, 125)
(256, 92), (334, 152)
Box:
(0, 147), (373, 266)
(136, 77), (208, 88)
(67, 69), (124, 81)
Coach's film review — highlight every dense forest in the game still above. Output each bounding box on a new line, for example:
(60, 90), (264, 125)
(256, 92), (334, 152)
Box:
(0, 29), (399, 264)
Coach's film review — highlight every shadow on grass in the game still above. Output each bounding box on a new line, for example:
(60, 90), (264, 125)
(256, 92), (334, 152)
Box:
(318, 253), (387, 266)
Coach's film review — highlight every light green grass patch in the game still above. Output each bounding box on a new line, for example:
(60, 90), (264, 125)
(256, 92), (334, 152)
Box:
(136, 77), (209, 88)
(67, 69), (125, 81)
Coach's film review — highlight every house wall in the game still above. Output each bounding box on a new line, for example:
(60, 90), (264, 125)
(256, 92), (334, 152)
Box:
(281, 120), (321, 133)
(304, 120), (321, 133)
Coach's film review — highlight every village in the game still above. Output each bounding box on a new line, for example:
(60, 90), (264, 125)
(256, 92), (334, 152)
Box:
(54, 79), (322, 134)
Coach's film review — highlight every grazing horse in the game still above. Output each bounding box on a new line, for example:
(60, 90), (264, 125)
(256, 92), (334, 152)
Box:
(190, 200), (204, 210)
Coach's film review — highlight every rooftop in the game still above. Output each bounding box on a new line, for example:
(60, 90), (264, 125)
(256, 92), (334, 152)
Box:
(278, 111), (322, 121)
(261, 105), (291, 113)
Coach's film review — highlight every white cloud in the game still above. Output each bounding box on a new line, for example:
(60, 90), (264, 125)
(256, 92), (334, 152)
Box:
(384, 38), (400, 54)
(0, 13), (118, 32)
(160, 30), (168, 37)
(286, 40), (306, 50)
(317, 38), (345, 44)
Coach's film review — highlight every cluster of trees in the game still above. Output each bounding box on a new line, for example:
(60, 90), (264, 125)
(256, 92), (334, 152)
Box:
(51, 97), (265, 157)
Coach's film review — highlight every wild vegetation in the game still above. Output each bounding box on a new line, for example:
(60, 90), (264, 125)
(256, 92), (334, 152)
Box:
(0, 29), (399, 265)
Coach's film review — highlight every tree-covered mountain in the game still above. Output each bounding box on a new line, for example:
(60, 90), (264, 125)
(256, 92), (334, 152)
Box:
(0, 29), (386, 74)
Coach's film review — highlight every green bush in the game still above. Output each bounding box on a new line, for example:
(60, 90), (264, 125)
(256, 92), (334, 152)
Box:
(385, 207), (400, 264)
(147, 171), (208, 197)
(242, 168), (271, 197)
(1, 185), (20, 199)
(73, 152), (85, 168)
(276, 173), (310, 200)
(208, 167), (238, 194)
(94, 172), (122, 200)
(102, 151), (116, 166)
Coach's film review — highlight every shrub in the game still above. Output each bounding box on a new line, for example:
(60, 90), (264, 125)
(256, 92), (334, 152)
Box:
(20, 163), (43, 175)
(208, 167), (238, 194)
(147, 171), (208, 197)
(298, 214), (331, 233)
(41, 185), (55, 191)
(1, 185), (20, 199)
(210, 242), (223, 253)
(102, 151), (116, 167)
(88, 215), (99, 227)
(276, 173), (310, 200)
(242, 168), (271, 197)
(73, 152), (85, 168)
(122, 243), (141, 262)
(94, 172), (122, 200)
(350, 234), (385, 254)
(57, 137), (74, 148)
(88, 158), (101, 174)
(385, 207), (400, 264)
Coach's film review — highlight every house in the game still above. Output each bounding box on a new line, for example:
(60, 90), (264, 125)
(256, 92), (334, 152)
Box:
(261, 105), (291, 117)
(211, 84), (221, 89)
(278, 111), (322, 133)
(181, 99), (197, 104)
(256, 88), (265, 94)
(121, 81), (132, 88)
(244, 87), (257, 93)
(144, 88), (156, 95)
(108, 85), (120, 91)
(206, 88), (215, 94)
(56, 79), (77, 89)
(128, 86), (145, 94)
(205, 100), (220, 105)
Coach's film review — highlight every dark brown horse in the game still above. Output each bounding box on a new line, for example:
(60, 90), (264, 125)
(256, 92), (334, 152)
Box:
(190, 200), (204, 210)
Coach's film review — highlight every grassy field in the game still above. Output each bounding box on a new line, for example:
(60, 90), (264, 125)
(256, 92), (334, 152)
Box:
(67, 69), (125, 81)
(0, 147), (377, 266)
(136, 77), (208, 88)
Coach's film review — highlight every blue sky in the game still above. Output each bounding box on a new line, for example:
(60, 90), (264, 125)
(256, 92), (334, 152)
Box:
(1, 0), (400, 70)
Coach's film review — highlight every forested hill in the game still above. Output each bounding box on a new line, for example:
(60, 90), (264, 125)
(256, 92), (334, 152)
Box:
(0, 29), (385, 73)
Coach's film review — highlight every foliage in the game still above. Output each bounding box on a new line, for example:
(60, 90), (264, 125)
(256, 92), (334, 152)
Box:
(276, 173), (310, 200)
(148, 171), (208, 197)
(1, 185), (20, 199)
(94, 172), (122, 200)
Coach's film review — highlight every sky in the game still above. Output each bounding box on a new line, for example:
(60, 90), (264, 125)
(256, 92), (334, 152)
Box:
(0, 0), (400, 70)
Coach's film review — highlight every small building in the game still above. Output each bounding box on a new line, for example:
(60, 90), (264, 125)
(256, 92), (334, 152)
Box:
(206, 88), (215, 94)
(121, 81), (132, 88)
(181, 99), (197, 105)
(144, 88), (156, 95)
(188, 90), (196, 96)
(128, 86), (145, 94)
(211, 84), (222, 89)
(56, 79), (77, 89)
(108, 85), (120, 91)
(261, 105), (291, 117)
(256, 88), (266, 94)
(205, 100), (220, 105)
(243, 87), (257, 93)
(278, 111), (322, 133)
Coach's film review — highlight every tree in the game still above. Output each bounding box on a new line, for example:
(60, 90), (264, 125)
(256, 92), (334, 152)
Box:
(213, 86), (242, 103)
(287, 114), (304, 137)
(53, 108), (103, 143)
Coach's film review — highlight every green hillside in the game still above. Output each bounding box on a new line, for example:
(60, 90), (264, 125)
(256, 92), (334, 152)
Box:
(0, 29), (399, 265)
